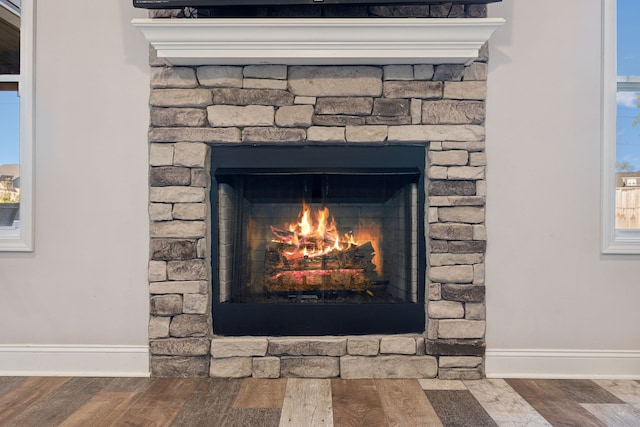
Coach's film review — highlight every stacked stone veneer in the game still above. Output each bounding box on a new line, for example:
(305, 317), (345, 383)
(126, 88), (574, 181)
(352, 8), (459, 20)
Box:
(148, 7), (488, 380)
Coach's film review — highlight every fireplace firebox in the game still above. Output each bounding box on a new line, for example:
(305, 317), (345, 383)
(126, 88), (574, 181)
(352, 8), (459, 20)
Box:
(211, 145), (426, 336)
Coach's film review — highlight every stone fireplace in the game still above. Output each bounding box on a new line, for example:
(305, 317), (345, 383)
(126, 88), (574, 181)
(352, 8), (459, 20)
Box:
(138, 2), (502, 379)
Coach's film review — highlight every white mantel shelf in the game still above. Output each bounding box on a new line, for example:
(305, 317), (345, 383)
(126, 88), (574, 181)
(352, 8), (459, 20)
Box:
(132, 18), (505, 66)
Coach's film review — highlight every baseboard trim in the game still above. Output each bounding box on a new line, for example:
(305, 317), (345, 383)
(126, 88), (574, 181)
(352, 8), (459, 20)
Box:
(0, 345), (150, 377)
(486, 349), (640, 379)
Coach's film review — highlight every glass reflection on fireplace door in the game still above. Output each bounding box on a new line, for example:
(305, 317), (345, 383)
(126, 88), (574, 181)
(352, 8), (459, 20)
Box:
(211, 145), (425, 336)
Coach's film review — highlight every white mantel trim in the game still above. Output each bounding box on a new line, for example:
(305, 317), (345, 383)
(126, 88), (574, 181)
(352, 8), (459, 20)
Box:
(132, 17), (504, 65)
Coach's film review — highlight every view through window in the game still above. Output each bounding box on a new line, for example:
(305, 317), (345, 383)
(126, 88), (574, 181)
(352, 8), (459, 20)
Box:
(616, 0), (640, 231)
(0, 0), (20, 233)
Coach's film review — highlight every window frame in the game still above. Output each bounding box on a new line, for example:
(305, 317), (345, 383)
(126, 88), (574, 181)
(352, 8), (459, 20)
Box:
(0, 0), (34, 251)
(601, 0), (640, 254)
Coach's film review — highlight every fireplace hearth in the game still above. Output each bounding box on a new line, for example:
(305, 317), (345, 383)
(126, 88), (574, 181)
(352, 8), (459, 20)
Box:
(211, 145), (425, 335)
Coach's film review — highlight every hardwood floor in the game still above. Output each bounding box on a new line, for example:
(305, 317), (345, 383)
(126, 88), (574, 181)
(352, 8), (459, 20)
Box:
(0, 377), (639, 426)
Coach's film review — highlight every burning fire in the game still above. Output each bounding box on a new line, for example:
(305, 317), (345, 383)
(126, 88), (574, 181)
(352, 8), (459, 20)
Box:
(270, 203), (358, 259)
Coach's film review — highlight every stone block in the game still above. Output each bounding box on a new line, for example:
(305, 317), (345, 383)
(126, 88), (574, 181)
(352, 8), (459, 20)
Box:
(442, 284), (485, 302)
(269, 337), (347, 356)
(150, 187), (206, 204)
(430, 240), (449, 253)
(243, 65), (287, 80)
(428, 282), (441, 301)
(438, 320), (486, 339)
(207, 105), (274, 127)
(211, 338), (269, 358)
(428, 223), (473, 241)
(307, 126), (346, 143)
(429, 196), (485, 207)
(149, 127), (241, 144)
(196, 66), (243, 88)
(347, 337), (379, 356)
(191, 168), (208, 187)
(294, 96), (316, 105)
(425, 339), (485, 356)
(466, 4), (487, 18)
(473, 263), (485, 286)
(150, 108), (207, 128)
(150, 295), (182, 316)
(149, 316), (171, 339)
(150, 89), (213, 107)
(174, 142), (208, 167)
(383, 65), (414, 80)
(439, 356), (483, 369)
(433, 64), (465, 81)
(280, 357), (340, 378)
(150, 167), (191, 187)
(372, 99), (409, 116)
(414, 64), (434, 80)
(150, 144), (174, 166)
(448, 240), (486, 254)
(465, 303), (486, 320)
(438, 367), (483, 380)
(429, 253), (483, 267)
(366, 116), (411, 125)
(428, 301), (465, 319)
(422, 100), (485, 125)
(428, 207), (438, 223)
(427, 319), (439, 340)
(149, 280), (208, 294)
(428, 265), (474, 284)
(444, 81), (487, 100)
(476, 180), (487, 197)
(242, 127), (306, 143)
(197, 238), (207, 258)
(442, 141), (486, 151)
(170, 314), (209, 337)
(411, 98), (422, 124)
(380, 337), (417, 355)
(470, 152), (487, 166)
(213, 88), (294, 106)
(345, 125), (388, 143)
(315, 97), (373, 115)
(427, 166), (448, 180)
(388, 125), (485, 142)
(253, 357), (281, 378)
(149, 260), (167, 282)
(210, 357), (253, 378)
(172, 203), (206, 221)
(439, 207), (485, 224)
(464, 63), (488, 81)
(428, 150), (468, 166)
(150, 338), (210, 356)
(340, 356), (437, 379)
(243, 78), (287, 90)
(288, 66), (382, 96)
(275, 105), (314, 127)
(183, 294), (208, 314)
(370, 5), (430, 18)
(167, 259), (208, 281)
(447, 166), (485, 180)
(383, 81), (442, 99)
(149, 202), (172, 222)
(428, 180), (476, 196)
(151, 356), (209, 377)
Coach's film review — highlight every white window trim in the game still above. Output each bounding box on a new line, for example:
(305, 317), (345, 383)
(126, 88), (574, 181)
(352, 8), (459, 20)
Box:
(601, 0), (640, 254)
(0, 0), (34, 251)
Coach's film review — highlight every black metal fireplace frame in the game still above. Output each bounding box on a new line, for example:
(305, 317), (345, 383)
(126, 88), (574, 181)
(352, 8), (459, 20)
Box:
(210, 144), (426, 336)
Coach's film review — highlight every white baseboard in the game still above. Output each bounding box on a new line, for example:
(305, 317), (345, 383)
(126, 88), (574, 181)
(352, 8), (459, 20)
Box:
(0, 345), (150, 377)
(486, 349), (640, 379)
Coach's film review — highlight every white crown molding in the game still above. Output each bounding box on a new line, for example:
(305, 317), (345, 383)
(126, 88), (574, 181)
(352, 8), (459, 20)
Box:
(132, 17), (505, 65)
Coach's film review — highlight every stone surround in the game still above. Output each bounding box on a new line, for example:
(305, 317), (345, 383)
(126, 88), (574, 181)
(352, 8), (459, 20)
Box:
(147, 4), (488, 379)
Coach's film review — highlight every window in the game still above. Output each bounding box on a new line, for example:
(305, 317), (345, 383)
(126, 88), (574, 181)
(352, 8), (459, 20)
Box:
(0, 0), (33, 251)
(602, 0), (640, 253)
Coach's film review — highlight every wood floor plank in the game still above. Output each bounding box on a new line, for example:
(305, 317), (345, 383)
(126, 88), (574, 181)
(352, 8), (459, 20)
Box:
(465, 379), (551, 426)
(170, 378), (243, 426)
(375, 379), (443, 427)
(59, 392), (140, 427)
(0, 377), (69, 425)
(581, 403), (640, 426)
(103, 377), (156, 393)
(227, 408), (281, 427)
(418, 379), (467, 390)
(506, 379), (607, 427)
(115, 377), (199, 427)
(0, 378), (26, 397)
(550, 379), (624, 403)
(6, 377), (114, 427)
(279, 378), (333, 427)
(331, 379), (386, 426)
(234, 378), (287, 409)
(425, 390), (498, 427)
(594, 379), (640, 403)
